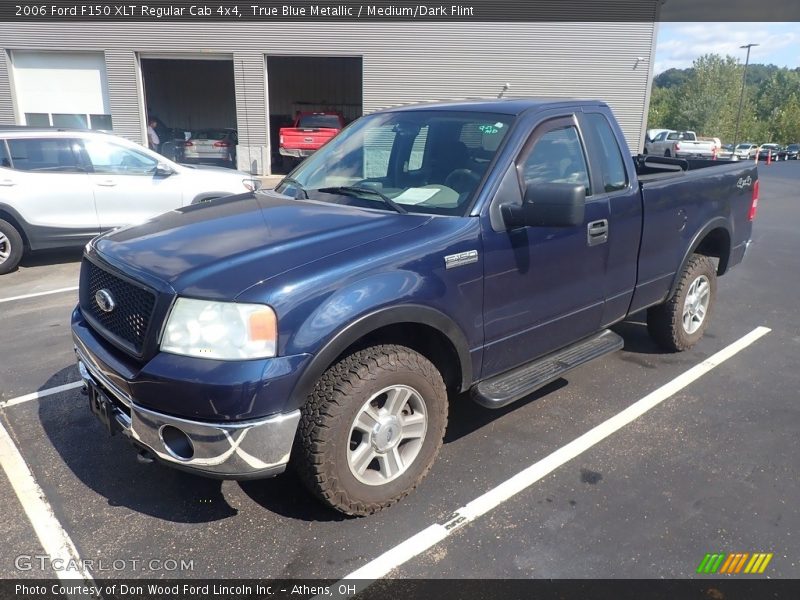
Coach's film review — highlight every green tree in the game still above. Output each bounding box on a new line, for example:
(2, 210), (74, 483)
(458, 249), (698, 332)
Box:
(647, 85), (677, 129)
(671, 54), (743, 141)
(646, 56), (800, 144)
(755, 70), (800, 141)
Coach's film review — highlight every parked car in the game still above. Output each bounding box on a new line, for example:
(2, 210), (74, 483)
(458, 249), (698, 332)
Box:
(718, 143), (735, 160)
(734, 143), (759, 160)
(644, 130), (716, 158)
(279, 111), (345, 169)
(183, 128), (238, 166)
(0, 128), (260, 273)
(72, 98), (758, 515)
(757, 144), (784, 161)
(785, 143), (799, 160)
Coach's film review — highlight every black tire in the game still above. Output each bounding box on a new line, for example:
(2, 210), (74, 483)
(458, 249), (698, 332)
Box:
(0, 218), (24, 275)
(647, 254), (717, 352)
(293, 344), (448, 516)
(664, 150), (672, 157)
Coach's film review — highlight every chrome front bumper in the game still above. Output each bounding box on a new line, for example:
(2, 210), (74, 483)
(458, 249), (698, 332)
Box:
(76, 352), (300, 480)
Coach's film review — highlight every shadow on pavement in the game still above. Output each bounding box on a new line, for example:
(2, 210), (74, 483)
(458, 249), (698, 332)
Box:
(20, 248), (84, 268)
(37, 366), (237, 523)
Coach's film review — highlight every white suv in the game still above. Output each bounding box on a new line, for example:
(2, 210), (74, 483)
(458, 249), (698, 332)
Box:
(0, 128), (260, 274)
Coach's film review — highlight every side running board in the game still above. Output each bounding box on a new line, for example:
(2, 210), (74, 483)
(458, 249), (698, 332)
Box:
(472, 329), (624, 409)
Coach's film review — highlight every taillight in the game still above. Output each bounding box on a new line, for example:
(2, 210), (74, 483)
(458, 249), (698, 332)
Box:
(213, 140), (231, 148)
(749, 179), (759, 221)
(279, 135), (284, 145)
(184, 141), (193, 147)
(675, 143), (681, 152)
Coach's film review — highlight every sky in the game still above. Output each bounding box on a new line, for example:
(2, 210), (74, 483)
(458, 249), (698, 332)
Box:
(654, 22), (800, 74)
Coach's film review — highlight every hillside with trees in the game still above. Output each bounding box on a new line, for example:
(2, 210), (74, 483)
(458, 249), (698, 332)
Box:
(648, 54), (800, 144)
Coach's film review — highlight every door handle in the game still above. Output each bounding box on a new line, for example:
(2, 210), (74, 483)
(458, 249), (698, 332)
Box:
(96, 180), (117, 187)
(0, 179), (16, 186)
(587, 219), (609, 246)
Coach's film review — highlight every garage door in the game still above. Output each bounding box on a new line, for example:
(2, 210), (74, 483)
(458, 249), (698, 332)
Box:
(11, 51), (112, 130)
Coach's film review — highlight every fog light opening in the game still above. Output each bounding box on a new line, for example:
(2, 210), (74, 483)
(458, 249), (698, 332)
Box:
(160, 425), (194, 461)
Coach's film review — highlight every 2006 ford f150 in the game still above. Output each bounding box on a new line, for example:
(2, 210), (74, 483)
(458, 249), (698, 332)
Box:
(72, 99), (758, 515)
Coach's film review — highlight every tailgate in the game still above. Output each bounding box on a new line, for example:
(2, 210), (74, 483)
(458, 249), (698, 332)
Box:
(280, 128), (338, 150)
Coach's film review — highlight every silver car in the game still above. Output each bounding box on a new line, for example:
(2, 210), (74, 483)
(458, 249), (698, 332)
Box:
(182, 128), (238, 166)
(0, 128), (258, 274)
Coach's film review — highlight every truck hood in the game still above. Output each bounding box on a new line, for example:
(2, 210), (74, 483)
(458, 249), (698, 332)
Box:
(93, 191), (431, 299)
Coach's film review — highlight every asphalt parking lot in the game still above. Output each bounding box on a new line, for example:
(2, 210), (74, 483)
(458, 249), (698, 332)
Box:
(1, 163), (798, 585)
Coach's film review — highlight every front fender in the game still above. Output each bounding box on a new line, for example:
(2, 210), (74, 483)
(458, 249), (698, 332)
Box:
(285, 292), (472, 410)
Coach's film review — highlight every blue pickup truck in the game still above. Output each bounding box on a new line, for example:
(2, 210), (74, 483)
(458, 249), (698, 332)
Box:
(72, 99), (758, 515)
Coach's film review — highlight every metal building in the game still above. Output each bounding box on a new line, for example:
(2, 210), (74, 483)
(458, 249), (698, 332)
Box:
(0, 21), (658, 175)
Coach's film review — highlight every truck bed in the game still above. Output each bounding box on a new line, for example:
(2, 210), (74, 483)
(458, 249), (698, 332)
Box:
(629, 154), (757, 314)
(635, 155), (740, 183)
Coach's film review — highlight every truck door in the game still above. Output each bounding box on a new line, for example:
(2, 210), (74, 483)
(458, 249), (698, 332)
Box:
(577, 110), (642, 327)
(480, 114), (610, 378)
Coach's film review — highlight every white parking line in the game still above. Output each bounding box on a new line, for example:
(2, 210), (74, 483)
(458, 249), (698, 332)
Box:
(0, 382), (83, 410)
(339, 326), (771, 585)
(0, 286), (79, 304)
(0, 419), (94, 584)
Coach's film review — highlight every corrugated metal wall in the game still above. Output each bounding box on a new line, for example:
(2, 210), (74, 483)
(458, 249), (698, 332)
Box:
(104, 49), (145, 142)
(0, 51), (16, 124)
(0, 21), (656, 169)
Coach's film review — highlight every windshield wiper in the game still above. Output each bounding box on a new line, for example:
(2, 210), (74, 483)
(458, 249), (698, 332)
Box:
(317, 186), (407, 214)
(280, 177), (309, 199)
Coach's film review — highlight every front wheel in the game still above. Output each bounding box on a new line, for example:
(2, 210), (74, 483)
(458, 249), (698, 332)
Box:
(294, 345), (448, 516)
(647, 254), (717, 352)
(0, 219), (24, 275)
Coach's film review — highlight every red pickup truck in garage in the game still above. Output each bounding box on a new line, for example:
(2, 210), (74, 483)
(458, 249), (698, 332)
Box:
(279, 111), (345, 169)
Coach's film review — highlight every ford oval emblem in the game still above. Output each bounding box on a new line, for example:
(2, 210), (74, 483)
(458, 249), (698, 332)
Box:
(95, 289), (116, 313)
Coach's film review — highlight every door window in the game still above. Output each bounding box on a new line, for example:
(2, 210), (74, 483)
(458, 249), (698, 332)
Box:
(519, 125), (591, 195)
(584, 114), (628, 193)
(0, 141), (10, 168)
(83, 139), (158, 175)
(6, 138), (82, 172)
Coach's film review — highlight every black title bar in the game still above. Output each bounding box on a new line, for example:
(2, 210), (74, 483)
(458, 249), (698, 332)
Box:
(3, 0), (800, 22)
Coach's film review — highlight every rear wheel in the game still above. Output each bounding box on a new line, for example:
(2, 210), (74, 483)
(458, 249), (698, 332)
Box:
(0, 219), (24, 275)
(664, 150), (672, 157)
(294, 344), (448, 516)
(647, 254), (717, 352)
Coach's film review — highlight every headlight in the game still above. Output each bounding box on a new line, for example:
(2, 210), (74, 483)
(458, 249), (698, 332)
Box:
(161, 298), (277, 360)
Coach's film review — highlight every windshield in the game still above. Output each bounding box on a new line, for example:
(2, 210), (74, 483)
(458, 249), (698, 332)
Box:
(276, 110), (514, 216)
(298, 114), (342, 129)
(735, 144), (753, 150)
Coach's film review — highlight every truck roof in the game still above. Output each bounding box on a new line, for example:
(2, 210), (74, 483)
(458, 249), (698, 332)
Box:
(376, 97), (607, 116)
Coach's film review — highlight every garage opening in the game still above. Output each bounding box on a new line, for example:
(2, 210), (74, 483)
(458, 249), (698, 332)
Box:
(140, 57), (237, 168)
(267, 56), (362, 174)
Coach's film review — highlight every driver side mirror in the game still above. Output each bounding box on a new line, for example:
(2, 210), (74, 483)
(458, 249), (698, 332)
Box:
(154, 162), (175, 177)
(501, 182), (585, 228)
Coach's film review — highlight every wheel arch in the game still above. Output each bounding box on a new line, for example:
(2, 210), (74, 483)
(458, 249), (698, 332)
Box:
(669, 218), (731, 298)
(0, 204), (31, 248)
(287, 305), (473, 410)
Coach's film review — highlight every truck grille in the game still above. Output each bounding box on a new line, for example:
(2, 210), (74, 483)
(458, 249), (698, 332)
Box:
(81, 260), (157, 356)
